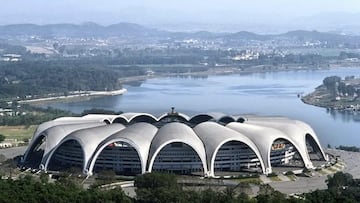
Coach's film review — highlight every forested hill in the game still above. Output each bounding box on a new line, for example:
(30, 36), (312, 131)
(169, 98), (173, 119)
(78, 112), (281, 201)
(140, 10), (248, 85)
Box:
(0, 60), (137, 99)
(1, 23), (360, 44)
(0, 22), (165, 38)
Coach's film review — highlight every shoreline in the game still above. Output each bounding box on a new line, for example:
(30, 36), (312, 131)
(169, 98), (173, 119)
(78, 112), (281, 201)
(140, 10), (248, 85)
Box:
(18, 88), (127, 105)
(16, 63), (360, 106)
(301, 84), (360, 113)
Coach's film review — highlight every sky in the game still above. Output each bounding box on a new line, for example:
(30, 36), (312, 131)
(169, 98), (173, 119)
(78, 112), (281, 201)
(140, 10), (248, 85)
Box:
(1, 0), (360, 31)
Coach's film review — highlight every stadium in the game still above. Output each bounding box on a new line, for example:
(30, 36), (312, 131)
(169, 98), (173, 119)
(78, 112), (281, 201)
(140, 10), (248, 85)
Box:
(22, 109), (327, 177)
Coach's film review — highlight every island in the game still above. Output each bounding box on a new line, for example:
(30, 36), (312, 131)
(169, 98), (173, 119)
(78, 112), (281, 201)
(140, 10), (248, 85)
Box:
(302, 75), (360, 111)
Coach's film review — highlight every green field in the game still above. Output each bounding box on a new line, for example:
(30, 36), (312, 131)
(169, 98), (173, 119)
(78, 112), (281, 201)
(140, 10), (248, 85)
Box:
(268, 175), (282, 181)
(0, 125), (37, 141)
(236, 177), (262, 184)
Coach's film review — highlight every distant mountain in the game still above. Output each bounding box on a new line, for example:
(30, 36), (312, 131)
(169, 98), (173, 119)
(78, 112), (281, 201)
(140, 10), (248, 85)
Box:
(293, 12), (360, 34)
(1, 22), (360, 45)
(0, 22), (164, 38)
(226, 31), (270, 41)
(280, 30), (360, 45)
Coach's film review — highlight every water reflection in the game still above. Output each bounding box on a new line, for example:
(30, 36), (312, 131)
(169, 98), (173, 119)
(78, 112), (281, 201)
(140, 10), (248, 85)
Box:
(327, 108), (360, 122)
(46, 67), (360, 146)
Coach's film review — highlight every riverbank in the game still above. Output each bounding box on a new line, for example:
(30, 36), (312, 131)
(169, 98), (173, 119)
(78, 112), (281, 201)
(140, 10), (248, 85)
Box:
(17, 62), (360, 106)
(18, 88), (127, 105)
(301, 84), (360, 112)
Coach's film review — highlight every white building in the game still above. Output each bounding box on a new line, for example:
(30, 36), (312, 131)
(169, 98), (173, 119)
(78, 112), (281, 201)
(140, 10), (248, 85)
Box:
(22, 111), (327, 177)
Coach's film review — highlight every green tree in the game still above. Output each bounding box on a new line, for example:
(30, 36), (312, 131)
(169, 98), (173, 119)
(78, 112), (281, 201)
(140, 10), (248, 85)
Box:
(0, 134), (5, 142)
(135, 173), (184, 203)
(326, 172), (353, 189)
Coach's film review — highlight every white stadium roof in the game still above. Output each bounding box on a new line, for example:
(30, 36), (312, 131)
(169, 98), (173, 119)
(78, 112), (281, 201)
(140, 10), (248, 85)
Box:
(23, 112), (327, 177)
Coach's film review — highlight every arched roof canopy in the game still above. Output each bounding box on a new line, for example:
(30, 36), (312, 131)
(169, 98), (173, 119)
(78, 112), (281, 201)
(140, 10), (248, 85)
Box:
(241, 115), (288, 122)
(31, 118), (102, 144)
(218, 116), (235, 124)
(269, 137), (305, 167)
(236, 117), (246, 123)
(23, 119), (106, 165)
(45, 124), (126, 174)
(202, 112), (227, 121)
(103, 120), (111, 124)
(295, 121), (327, 161)
(112, 116), (129, 125)
(120, 113), (158, 123)
(194, 122), (265, 177)
(158, 112), (190, 122)
(38, 122), (106, 170)
(24, 134), (46, 168)
(47, 139), (85, 172)
(87, 123), (158, 175)
(147, 123), (208, 176)
(226, 122), (308, 174)
(305, 133), (327, 161)
(189, 114), (214, 125)
(244, 119), (327, 167)
(129, 115), (157, 124)
(81, 114), (119, 122)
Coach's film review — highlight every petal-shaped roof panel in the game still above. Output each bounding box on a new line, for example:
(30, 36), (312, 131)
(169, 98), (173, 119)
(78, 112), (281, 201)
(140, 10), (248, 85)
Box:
(87, 122), (158, 174)
(39, 122), (106, 168)
(245, 118), (327, 167)
(194, 122), (265, 176)
(23, 122), (106, 168)
(81, 114), (119, 121)
(120, 112), (158, 123)
(26, 118), (105, 163)
(148, 122), (208, 175)
(45, 124), (125, 173)
(227, 122), (307, 174)
(158, 112), (190, 121)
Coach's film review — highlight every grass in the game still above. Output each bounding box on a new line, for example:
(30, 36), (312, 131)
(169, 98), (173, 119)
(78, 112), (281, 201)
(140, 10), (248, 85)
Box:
(317, 169), (329, 175)
(268, 176), (282, 182)
(0, 125), (37, 140)
(333, 164), (344, 170)
(236, 177), (262, 184)
(326, 167), (338, 173)
(286, 174), (297, 181)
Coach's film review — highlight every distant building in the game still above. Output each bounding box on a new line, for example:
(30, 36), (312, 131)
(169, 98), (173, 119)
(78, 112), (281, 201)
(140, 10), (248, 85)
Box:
(22, 111), (327, 177)
(1, 54), (22, 62)
(0, 108), (14, 116)
(0, 143), (13, 148)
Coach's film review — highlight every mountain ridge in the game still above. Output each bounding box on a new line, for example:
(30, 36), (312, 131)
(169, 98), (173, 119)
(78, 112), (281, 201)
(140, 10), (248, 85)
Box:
(1, 22), (360, 42)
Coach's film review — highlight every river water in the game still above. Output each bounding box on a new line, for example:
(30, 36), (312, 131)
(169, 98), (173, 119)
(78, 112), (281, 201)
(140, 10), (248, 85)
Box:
(47, 67), (360, 147)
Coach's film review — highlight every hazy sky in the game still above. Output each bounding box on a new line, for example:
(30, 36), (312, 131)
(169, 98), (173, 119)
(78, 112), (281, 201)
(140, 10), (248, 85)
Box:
(1, 0), (360, 25)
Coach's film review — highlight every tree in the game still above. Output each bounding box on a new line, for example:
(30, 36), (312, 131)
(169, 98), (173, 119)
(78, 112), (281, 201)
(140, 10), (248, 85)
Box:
(135, 173), (184, 203)
(0, 134), (5, 142)
(39, 172), (49, 184)
(323, 76), (341, 93)
(326, 172), (353, 189)
(346, 85), (356, 96)
(257, 184), (287, 203)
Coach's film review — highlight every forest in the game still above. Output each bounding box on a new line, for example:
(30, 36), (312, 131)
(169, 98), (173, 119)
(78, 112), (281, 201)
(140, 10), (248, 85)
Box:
(0, 171), (359, 203)
(0, 51), (336, 100)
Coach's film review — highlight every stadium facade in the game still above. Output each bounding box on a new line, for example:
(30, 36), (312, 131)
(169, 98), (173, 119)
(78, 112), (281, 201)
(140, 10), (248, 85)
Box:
(22, 111), (327, 177)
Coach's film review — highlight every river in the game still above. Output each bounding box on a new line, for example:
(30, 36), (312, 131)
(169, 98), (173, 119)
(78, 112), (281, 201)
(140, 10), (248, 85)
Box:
(46, 67), (360, 147)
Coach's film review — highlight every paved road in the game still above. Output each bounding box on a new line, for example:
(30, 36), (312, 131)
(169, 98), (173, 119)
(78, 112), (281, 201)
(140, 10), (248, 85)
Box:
(328, 149), (360, 178)
(270, 149), (360, 194)
(1, 146), (359, 196)
(270, 176), (328, 194)
(0, 146), (27, 159)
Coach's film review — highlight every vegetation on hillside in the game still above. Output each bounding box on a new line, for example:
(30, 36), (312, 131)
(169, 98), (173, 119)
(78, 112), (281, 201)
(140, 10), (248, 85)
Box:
(0, 175), (132, 203)
(302, 75), (360, 111)
(0, 170), (360, 202)
(0, 104), (74, 126)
